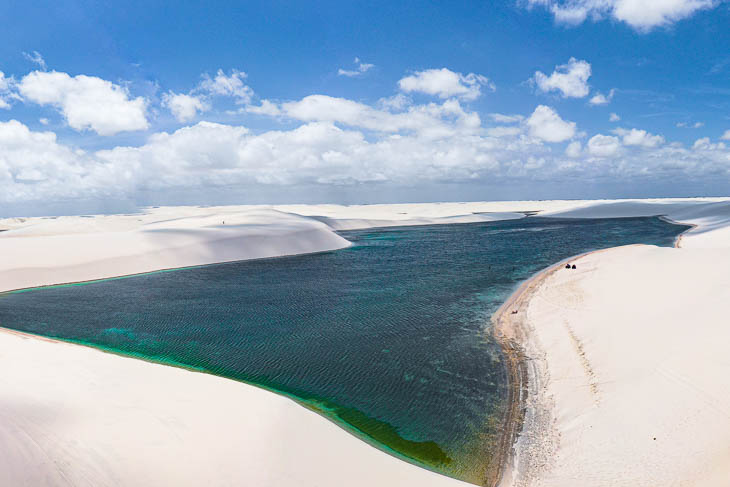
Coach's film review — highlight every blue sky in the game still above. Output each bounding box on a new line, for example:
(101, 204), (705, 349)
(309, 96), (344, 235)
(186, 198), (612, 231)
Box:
(1, 0), (729, 214)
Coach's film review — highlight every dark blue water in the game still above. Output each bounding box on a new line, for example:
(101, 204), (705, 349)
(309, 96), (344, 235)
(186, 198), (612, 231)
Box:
(0, 217), (687, 484)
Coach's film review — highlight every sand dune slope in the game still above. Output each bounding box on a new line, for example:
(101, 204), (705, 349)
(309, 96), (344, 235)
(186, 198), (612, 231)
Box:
(0, 208), (350, 293)
(0, 330), (468, 487)
(510, 245), (730, 486)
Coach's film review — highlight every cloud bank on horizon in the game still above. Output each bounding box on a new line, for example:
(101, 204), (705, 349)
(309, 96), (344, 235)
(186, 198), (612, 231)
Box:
(0, 0), (728, 212)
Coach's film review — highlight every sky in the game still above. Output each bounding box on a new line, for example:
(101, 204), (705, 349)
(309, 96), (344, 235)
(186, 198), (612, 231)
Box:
(1, 0), (729, 215)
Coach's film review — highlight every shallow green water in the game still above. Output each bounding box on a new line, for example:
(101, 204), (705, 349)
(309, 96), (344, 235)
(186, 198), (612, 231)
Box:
(0, 217), (688, 484)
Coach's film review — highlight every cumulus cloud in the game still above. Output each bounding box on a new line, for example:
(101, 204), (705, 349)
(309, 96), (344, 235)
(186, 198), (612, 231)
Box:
(533, 58), (591, 98)
(565, 140), (582, 158)
(278, 94), (482, 138)
(17, 71), (149, 135)
(338, 57), (375, 77)
(162, 92), (209, 122)
(3, 75), (729, 208)
(378, 94), (410, 111)
(589, 89), (615, 105)
(398, 68), (494, 100)
(246, 99), (282, 116)
(0, 119), (117, 201)
(199, 69), (253, 104)
(526, 0), (718, 31)
(722, 130), (730, 140)
(161, 68), (255, 121)
(587, 134), (621, 157)
(692, 137), (727, 151)
(609, 112), (621, 122)
(526, 105), (576, 142)
(613, 127), (665, 147)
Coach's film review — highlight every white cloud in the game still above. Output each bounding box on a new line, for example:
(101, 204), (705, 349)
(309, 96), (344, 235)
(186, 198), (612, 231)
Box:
(398, 68), (494, 101)
(613, 127), (665, 147)
(161, 68), (255, 121)
(378, 94), (410, 111)
(612, 0), (716, 30)
(722, 130), (730, 140)
(526, 105), (576, 142)
(0, 72), (17, 109)
(338, 57), (375, 77)
(0, 119), (113, 201)
(17, 71), (148, 135)
(609, 112), (621, 122)
(677, 121), (705, 128)
(589, 88), (615, 105)
(692, 137), (727, 151)
(39, 117), (49, 125)
(551, 5), (590, 24)
(489, 113), (524, 123)
(199, 69), (253, 104)
(246, 99), (282, 116)
(486, 126), (523, 137)
(533, 58), (591, 98)
(565, 140), (582, 157)
(162, 92), (209, 122)
(22, 50), (47, 70)
(3, 79), (729, 207)
(526, 0), (718, 31)
(278, 94), (481, 138)
(587, 134), (621, 157)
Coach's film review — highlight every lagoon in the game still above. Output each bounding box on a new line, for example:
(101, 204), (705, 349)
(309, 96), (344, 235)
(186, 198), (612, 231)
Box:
(0, 217), (687, 484)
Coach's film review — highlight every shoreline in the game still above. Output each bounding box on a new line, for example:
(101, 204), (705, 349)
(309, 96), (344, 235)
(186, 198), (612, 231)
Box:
(0, 245), (350, 296)
(2, 200), (728, 486)
(489, 238), (667, 486)
(489, 248), (611, 487)
(0, 324), (470, 487)
(661, 217), (697, 249)
(0, 325), (456, 482)
(490, 215), (698, 485)
(490, 217), (724, 487)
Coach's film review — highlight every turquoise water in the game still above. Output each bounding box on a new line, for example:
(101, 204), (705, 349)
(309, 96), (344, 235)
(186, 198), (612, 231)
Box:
(0, 217), (688, 484)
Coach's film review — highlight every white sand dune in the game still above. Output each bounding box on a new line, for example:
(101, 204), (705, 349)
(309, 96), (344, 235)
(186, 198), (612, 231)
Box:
(0, 208), (351, 293)
(0, 329), (470, 487)
(1, 197), (729, 487)
(501, 199), (730, 486)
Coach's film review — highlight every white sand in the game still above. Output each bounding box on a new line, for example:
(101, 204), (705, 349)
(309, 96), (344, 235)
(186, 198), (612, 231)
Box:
(0, 329), (471, 487)
(1, 197), (729, 487)
(501, 199), (730, 486)
(0, 208), (354, 293)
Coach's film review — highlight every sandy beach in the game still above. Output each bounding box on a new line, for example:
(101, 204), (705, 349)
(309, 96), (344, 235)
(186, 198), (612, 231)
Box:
(496, 200), (730, 486)
(1, 197), (729, 486)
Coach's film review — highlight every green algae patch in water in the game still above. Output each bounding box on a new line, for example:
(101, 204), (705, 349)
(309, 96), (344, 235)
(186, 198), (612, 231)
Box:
(301, 398), (452, 470)
(334, 404), (452, 467)
(0, 217), (689, 484)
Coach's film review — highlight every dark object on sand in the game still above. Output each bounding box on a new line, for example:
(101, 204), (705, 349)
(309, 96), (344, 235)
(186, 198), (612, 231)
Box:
(572, 265), (576, 269)
(511, 310), (518, 315)
(565, 263), (571, 269)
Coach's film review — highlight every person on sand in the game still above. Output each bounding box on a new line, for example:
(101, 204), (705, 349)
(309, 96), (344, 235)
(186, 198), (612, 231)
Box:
(565, 263), (571, 269)
(572, 264), (576, 269)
